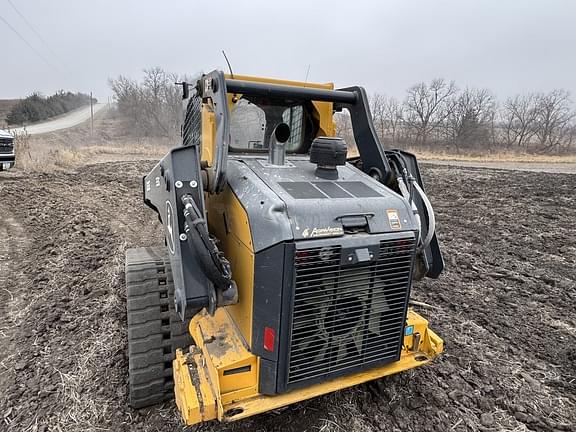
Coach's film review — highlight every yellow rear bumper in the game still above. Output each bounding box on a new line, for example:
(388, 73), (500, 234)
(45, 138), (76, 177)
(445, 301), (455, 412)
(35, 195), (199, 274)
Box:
(174, 308), (443, 426)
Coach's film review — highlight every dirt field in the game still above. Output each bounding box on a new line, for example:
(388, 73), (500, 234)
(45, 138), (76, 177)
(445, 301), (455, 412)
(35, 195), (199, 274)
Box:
(424, 160), (576, 174)
(0, 160), (574, 432)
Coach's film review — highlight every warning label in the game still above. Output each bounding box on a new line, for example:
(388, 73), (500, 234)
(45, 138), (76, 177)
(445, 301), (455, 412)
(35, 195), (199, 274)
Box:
(387, 209), (402, 229)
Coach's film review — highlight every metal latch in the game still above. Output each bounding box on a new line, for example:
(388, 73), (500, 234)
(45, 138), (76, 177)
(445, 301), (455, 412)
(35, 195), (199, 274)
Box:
(337, 213), (373, 232)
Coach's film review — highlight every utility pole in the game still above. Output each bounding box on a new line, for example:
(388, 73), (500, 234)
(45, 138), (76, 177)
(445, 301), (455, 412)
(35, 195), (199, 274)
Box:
(90, 92), (94, 137)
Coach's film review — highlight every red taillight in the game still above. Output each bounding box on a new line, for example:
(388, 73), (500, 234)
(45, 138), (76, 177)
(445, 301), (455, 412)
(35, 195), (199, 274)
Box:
(295, 250), (310, 262)
(264, 327), (275, 352)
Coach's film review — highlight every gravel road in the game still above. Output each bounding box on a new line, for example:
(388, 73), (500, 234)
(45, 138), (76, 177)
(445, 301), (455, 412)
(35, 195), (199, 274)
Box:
(10, 104), (107, 135)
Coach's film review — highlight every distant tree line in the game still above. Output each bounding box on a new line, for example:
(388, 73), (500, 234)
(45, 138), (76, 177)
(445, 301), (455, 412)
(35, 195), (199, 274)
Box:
(110, 69), (575, 154)
(7, 91), (95, 125)
(336, 80), (576, 154)
(109, 67), (185, 139)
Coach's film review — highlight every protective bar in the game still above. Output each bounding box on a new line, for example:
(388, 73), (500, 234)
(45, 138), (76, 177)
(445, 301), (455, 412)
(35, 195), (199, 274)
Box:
(225, 79), (358, 104)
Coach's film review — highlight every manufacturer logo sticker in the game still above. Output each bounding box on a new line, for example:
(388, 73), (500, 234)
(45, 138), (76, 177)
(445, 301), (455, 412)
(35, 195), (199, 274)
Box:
(387, 209), (402, 229)
(301, 226), (344, 238)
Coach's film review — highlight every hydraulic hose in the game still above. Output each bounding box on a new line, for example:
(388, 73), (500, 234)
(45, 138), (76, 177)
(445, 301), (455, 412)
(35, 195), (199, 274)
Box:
(396, 176), (421, 246)
(181, 195), (233, 289)
(413, 182), (436, 251)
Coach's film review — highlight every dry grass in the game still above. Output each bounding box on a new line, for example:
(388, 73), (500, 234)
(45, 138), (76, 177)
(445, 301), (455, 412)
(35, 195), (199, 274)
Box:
(12, 108), (171, 172)
(14, 133), (169, 171)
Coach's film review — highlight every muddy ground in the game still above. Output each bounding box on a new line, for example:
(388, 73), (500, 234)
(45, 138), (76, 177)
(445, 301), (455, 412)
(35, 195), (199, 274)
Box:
(0, 161), (574, 432)
(424, 160), (576, 175)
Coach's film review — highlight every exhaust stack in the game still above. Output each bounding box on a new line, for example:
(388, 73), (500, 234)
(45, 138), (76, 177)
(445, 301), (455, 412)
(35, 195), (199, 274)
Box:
(268, 123), (291, 166)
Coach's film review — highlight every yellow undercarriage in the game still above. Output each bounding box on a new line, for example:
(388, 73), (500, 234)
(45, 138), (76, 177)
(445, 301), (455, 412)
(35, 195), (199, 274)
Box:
(173, 307), (443, 426)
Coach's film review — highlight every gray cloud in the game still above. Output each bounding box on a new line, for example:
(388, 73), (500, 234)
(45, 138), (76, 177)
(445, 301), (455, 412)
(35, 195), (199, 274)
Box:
(1, 0), (575, 101)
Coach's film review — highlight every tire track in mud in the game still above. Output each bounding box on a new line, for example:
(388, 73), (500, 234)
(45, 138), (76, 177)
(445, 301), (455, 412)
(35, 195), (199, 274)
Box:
(0, 213), (28, 362)
(0, 214), (28, 310)
(0, 164), (177, 432)
(0, 189), (32, 430)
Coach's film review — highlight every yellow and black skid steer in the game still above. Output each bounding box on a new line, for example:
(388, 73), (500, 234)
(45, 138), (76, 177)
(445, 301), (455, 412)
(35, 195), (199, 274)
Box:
(125, 71), (444, 426)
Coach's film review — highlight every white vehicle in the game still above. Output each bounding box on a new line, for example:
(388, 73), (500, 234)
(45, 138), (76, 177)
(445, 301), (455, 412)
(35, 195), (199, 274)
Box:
(0, 129), (15, 170)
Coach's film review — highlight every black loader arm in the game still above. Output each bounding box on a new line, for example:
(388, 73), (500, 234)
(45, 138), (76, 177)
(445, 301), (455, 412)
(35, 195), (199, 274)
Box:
(143, 71), (237, 320)
(387, 150), (444, 278)
(335, 87), (443, 279)
(336, 86), (392, 185)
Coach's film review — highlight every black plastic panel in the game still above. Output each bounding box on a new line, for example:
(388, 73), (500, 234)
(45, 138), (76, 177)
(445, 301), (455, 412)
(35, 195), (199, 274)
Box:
(338, 181), (382, 198)
(313, 182), (353, 198)
(278, 182), (328, 199)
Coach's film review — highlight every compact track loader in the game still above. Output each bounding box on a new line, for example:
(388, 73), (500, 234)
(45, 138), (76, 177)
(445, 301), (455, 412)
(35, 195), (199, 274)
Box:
(126, 71), (444, 426)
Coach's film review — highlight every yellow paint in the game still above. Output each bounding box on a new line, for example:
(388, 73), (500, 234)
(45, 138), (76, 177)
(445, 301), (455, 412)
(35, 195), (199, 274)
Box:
(207, 185), (253, 250)
(200, 105), (216, 166)
(174, 308), (444, 426)
(173, 349), (199, 424)
(206, 187), (255, 346)
(225, 73), (334, 90)
(173, 348), (217, 424)
(173, 308), (261, 423)
(193, 309), (259, 405)
(313, 100), (336, 137)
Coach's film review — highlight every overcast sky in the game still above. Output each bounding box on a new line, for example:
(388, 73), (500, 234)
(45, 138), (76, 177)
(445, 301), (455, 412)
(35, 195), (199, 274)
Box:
(1, 0), (575, 101)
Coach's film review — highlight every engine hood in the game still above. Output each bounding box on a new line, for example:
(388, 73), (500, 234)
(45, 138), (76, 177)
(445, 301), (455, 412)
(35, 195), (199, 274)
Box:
(0, 129), (14, 139)
(226, 156), (418, 252)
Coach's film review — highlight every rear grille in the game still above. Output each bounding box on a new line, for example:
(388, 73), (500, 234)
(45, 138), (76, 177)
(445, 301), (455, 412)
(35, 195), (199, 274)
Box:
(287, 237), (415, 385)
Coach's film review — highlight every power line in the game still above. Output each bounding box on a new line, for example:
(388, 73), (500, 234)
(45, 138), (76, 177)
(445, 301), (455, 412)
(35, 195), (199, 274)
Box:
(6, 0), (66, 68)
(0, 12), (60, 72)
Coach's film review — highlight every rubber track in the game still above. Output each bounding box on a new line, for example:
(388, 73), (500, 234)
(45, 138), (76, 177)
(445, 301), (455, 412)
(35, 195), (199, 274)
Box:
(126, 247), (193, 408)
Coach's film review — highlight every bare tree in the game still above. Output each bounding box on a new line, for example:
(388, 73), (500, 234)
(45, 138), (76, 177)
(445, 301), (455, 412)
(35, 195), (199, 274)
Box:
(445, 88), (496, 152)
(369, 94), (404, 145)
(109, 75), (142, 125)
(533, 90), (575, 152)
(383, 96), (404, 145)
(565, 122), (576, 152)
(501, 94), (539, 149)
(110, 69), (576, 156)
(369, 93), (387, 143)
(109, 67), (184, 139)
(404, 79), (457, 146)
